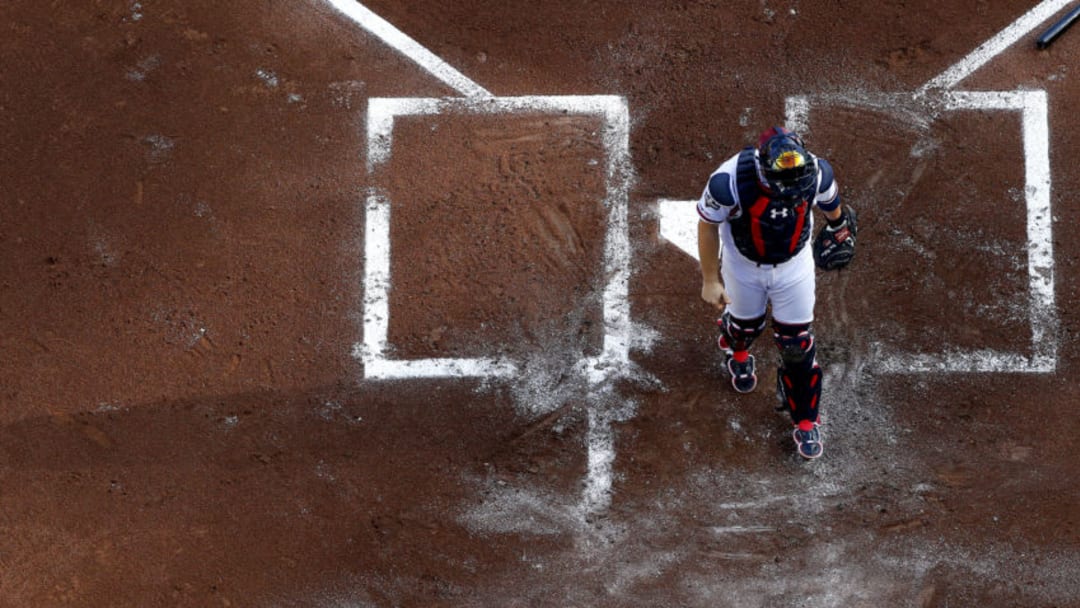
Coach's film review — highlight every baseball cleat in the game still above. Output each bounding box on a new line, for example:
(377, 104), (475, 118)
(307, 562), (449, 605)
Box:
(719, 335), (758, 393)
(725, 352), (758, 393)
(792, 420), (823, 459)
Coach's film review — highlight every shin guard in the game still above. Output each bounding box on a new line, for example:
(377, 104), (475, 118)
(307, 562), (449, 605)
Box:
(773, 323), (821, 425)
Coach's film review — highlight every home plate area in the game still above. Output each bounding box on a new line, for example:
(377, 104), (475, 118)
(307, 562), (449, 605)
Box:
(2, 0), (1079, 606)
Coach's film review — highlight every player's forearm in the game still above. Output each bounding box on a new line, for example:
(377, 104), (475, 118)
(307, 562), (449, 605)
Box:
(697, 221), (721, 283)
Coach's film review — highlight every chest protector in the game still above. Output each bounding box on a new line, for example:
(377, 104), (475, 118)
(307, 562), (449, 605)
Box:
(728, 148), (813, 265)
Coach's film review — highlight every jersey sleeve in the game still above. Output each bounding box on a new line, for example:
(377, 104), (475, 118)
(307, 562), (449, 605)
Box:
(813, 157), (841, 212)
(697, 171), (736, 224)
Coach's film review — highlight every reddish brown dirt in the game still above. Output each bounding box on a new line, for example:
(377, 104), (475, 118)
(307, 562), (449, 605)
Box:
(2, 1), (1079, 606)
(385, 113), (608, 361)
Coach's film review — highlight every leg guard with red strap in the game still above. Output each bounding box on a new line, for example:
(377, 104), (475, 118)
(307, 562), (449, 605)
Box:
(773, 321), (821, 425)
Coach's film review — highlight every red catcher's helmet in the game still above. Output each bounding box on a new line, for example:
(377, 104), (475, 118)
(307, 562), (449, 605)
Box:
(756, 126), (817, 201)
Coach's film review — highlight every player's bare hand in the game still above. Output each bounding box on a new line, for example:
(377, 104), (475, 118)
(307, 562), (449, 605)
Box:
(701, 281), (731, 310)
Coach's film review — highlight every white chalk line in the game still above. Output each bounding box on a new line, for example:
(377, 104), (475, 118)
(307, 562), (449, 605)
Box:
(322, 0), (490, 97)
(1017, 91), (1057, 366)
(359, 95), (631, 382)
(334, 0), (636, 517)
(584, 409), (616, 513)
(360, 96), (633, 516)
(709, 525), (776, 534)
(780, 90), (1056, 374)
(920, 0), (1075, 92)
(776, 0), (1069, 371)
(715, 496), (792, 510)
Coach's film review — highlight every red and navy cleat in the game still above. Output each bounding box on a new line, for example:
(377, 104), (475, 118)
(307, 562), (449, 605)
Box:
(726, 353), (757, 393)
(719, 335), (758, 393)
(792, 420), (823, 459)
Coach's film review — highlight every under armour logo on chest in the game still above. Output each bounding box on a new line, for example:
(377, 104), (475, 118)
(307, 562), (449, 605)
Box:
(770, 208), (790, 219)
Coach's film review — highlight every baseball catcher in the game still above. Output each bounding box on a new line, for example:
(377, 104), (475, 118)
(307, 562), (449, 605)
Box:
(696, 126), (857, 459)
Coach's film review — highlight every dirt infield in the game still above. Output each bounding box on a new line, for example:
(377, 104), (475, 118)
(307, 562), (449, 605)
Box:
(2, 1), (1080, 606)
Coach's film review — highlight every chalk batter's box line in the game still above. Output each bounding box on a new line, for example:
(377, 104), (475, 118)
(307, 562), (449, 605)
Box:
(357, 96), (632, 380)
(917, 0), (1076, 92)
(322, 0), (490, 98)
(786, 90), (1057, 374)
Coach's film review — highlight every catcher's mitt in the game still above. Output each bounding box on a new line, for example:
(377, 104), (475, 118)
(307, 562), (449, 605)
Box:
(812, 206), (857, 271)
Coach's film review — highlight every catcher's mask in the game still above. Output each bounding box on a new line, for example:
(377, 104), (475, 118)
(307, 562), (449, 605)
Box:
(756, 126), (817, 203)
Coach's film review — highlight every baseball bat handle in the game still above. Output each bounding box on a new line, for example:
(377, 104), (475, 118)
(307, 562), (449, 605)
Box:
(1037, 5), (1080, 49)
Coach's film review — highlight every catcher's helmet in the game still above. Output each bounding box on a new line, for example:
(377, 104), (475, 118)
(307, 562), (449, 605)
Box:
(756, 126), (817, 201)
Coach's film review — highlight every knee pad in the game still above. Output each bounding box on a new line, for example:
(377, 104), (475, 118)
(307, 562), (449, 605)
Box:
(718, 312), (766, 352)
(773, 322), (816, 370)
